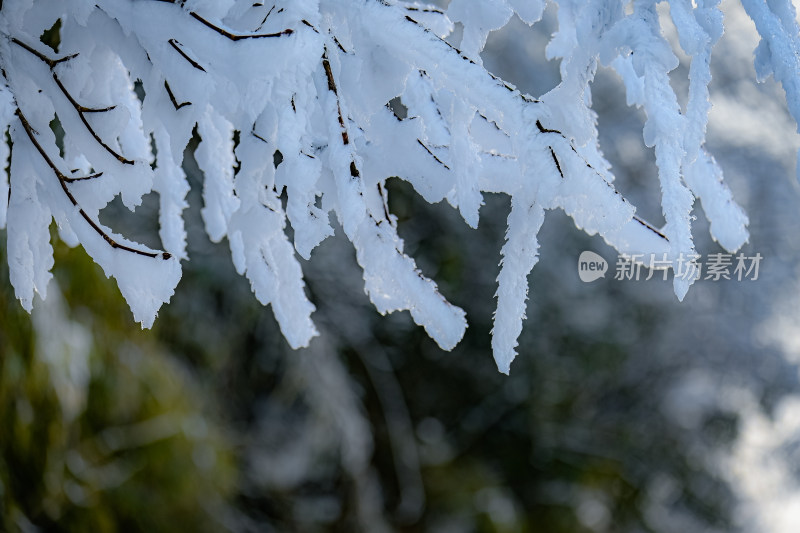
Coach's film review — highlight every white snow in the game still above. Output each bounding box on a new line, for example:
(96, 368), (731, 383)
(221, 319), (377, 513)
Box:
(0, 0), (797, 371)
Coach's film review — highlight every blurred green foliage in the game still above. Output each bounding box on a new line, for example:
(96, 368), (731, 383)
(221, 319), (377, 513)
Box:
(0, 235), (235, 532)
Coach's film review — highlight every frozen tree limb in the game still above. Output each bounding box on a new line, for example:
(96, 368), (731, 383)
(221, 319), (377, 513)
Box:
(0, 0), (796, 371)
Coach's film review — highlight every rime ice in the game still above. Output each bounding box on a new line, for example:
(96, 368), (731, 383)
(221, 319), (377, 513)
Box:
(0, 0), (794, 372)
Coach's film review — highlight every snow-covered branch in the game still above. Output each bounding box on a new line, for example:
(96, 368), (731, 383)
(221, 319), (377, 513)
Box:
(0, 0), (795, 372)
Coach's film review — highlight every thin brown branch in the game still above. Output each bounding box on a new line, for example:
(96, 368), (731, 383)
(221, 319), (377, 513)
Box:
(633, 217), (668, 241)
(377, 182), (393, 225)
(51, 74), (134, 165)
(9, 38), (78, 69)
(15, 109), (170, 260)
(255, 5), (275, 31)
(168, 39), (206, 72)
(322, 53), (350, 147)
(321, 47), (367, 181)
(332, 36), (349, 54)
(405, 6), (446, 15)
(549, 148), (564, 178)
(11, 38), (134, 165)
(63, 170), (104, 183)
(189, 11), (293, 40)
(536, 120), (561, 135)
(164, 80), (192, 110)
(301, 19), (319, 33)
(402, 15), (525, 97)
(416, 139), (450, 170)
(251, 131), (269, 144)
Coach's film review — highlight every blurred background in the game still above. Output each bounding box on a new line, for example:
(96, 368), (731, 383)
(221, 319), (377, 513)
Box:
(4, 1), (800, 531)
